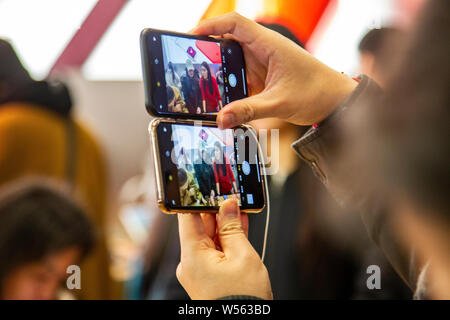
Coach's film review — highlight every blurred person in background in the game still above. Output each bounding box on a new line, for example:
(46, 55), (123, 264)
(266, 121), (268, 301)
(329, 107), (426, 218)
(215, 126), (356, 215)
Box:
(358, 27), (405, 87)
(175, 0), (449, 300)
(358, 0), (450, 298)
(0, 179), (94, 300)
(0, 39), (112, 299)
(350, 27), (411, 299)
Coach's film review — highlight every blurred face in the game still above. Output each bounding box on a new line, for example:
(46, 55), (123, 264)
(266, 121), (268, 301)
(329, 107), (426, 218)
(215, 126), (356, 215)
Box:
(188, 69), (194, 78)
(201, 66), (208, 79)
(359, 52), (376, 79)
(359, 51), (386, 87)
(1, 246), (81, 300)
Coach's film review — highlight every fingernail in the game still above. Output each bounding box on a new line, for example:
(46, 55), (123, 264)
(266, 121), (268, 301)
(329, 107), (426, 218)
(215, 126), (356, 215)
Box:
(223, 200), (238, 218)
(219, 113), (236, 129)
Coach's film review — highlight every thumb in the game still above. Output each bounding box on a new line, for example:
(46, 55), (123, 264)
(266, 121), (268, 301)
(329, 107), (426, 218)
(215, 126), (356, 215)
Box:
(217, 199), (249, 258)
(217, 93), (274, 129)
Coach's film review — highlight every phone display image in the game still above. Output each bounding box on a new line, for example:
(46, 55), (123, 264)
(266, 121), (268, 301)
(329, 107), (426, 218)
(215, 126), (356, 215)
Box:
(171, 124), (240, 207)
(162, 35), (224, 114)
(141, 29), (248, 119)
(152, 120), (265, 213)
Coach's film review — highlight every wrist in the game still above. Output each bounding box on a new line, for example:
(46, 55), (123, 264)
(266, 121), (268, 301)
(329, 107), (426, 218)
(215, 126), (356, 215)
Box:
(304, 68), (358, 125)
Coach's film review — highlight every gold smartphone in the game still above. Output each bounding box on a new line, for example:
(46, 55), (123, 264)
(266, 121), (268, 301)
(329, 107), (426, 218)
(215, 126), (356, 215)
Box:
(150, 118), (266, 214)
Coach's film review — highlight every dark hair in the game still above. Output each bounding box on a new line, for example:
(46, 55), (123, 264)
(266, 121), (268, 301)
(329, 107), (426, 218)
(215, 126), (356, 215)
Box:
(178, 168), (187, 186)
(166, 86), (175, 103)
(368, 1), (450, 223)
(168, 62), (176, 83)
(214, 141), (227, 176)
(0, 179), (95, 294)
(0, 39), (31, 86)
(0, 39), (72, 117)
(359, 28), (401, 55)
(358, 27), (404, 73)
(201, 62), (214, 95)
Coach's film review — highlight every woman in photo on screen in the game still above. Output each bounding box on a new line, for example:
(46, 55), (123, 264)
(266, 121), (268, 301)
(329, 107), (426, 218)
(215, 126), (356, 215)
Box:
(200, 62), (223, 113)
(212, 141), (238, 197)
(165, 62), (182, 92)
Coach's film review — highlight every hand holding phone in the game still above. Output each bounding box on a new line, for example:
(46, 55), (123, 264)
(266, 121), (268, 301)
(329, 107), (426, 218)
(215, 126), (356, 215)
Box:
(191, 12), (357, 129)
(176, 199), (273, 299)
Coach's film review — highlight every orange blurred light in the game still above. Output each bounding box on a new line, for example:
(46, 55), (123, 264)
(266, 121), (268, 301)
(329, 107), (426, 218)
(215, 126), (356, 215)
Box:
(200, 0), (331, 45)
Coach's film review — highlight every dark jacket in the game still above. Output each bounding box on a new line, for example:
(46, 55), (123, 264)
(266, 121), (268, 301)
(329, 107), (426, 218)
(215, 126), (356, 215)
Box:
(291, 75), (422, 298)
(181, 70), (202, 114)
(194, 162), (216, 198)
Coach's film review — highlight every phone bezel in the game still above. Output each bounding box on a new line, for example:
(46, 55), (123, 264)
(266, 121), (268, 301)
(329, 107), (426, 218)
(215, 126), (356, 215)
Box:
(150, 118), (266, 214)
(140, 28), (247, 121)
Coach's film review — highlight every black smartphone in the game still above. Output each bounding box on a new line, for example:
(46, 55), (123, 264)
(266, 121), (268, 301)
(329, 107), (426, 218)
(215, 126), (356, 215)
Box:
(141, 28), (248, 120)
(150, 119), (266, 214)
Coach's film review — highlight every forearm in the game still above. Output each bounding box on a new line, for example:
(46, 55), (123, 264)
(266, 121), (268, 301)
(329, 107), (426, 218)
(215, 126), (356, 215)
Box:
(291, 75), (415, 289)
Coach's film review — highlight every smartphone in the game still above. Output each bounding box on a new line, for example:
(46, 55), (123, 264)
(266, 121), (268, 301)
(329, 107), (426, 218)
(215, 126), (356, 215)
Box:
(141, 28), (248, 120)
(150, 119), (266, 214)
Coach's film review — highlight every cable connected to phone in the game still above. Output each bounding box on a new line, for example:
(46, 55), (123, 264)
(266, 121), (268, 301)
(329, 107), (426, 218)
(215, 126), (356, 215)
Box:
(249, 127), (270, 263)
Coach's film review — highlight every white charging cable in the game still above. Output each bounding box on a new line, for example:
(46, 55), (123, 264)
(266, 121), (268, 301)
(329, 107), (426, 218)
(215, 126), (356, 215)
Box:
(248, 127), (271, 263)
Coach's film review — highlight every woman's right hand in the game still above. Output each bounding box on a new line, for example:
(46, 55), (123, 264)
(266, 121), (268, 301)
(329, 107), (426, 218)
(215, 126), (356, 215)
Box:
(192, 12), (358, 129)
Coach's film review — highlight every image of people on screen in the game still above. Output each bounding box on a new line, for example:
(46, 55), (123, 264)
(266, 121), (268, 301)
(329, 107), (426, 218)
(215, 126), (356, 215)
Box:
(171, 125), (240, 207)
(162, 35), (223, 115)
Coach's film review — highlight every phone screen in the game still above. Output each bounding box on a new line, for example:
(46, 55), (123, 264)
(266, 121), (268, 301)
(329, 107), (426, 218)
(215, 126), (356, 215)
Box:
(141, 29), (248, 120)
(155, 121), (265, 212)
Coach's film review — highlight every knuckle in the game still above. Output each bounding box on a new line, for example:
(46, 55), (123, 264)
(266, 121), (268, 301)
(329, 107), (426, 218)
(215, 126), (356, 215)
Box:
(218, 221), (244, 236)
(241, 101), (255, 122)
(229, 11), (241, 20)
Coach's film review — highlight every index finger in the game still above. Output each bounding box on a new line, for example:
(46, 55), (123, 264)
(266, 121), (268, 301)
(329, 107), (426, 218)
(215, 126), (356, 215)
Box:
(192, 12), (261, 45)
